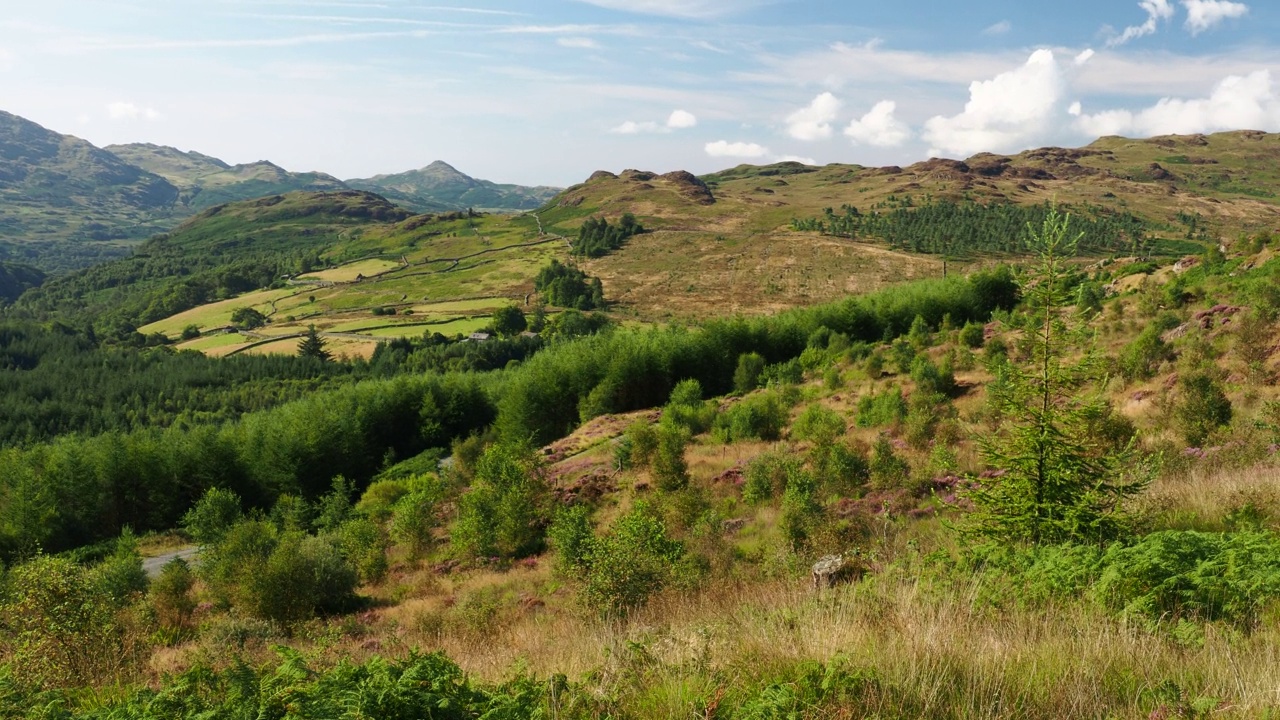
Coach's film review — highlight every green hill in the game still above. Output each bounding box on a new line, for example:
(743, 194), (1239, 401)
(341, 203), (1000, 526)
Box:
(107, 144), (349, 210)
(0, 111), (179, 271)
(349, 160), (561, 212)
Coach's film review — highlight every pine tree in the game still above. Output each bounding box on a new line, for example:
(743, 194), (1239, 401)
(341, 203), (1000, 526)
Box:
(297, 325), (331, 362)
(964, 209), (1148, 544)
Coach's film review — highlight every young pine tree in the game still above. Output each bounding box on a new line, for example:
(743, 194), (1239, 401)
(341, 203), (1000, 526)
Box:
(964, 210), (1148, 545)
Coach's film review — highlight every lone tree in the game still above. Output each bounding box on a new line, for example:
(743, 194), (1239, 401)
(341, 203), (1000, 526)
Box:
(491, 305), (528, 336)
(964, 209), (1148, 545)
(297, 325), (331, 362)
(230, 307), (267, 330)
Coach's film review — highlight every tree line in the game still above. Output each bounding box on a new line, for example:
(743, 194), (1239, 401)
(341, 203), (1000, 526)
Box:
(793, 200), (1151, 257)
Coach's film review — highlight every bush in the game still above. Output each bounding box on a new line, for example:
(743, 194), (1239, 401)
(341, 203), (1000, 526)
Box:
(623, 420), (660, 469)
(662, 379), (717, 434)
(743, 451), (802, 505)
(151, 557), (196, 633)
(734, 352), (766, 393)
(1178, 372), (1232, 446)
(1119, 326), (1171, 382)
(855, 388), (906, 428)
(714, 391), (789, 442)
(1, 555), (135, 688)
(200, 520), (359, 624)
(869, 435), (910, 489)
(958, 321), (985, 348)
(335, 517), (389, 584)
(181, 487), (243, 546)
(652, 423), (691, 491)
(452, 442), (549, 560)
(547, 505), (594, 575)
(579, 505), (683, 616)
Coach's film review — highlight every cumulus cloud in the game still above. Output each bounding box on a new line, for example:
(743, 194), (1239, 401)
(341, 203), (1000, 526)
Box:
(983, 20), (1012, 36)
(1108, 0), (1175, 46)
(922, 49), (1065, 157)
(844, 100), (911, 147)
(106, 101), (161, 121)
(1182, 0), (1248, 35)
(557, 37), (600, 49)
(785, 92), (841, 141)
(610, 109), (698, 134)
(667, 109), (698, 129)
(1074, 69), (1279, 137)
(705, 140), (770, 158)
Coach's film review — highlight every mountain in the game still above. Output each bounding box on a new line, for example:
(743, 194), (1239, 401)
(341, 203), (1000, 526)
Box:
(107, 143), (349, 210)
(0, 110), (180, 271)
(348, 160), (561, 212)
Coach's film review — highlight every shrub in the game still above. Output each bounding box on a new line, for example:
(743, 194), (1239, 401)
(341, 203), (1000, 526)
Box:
(780, 469), (821, 550)
(958, 321), (985, 348)
(335, 517), (389, 584)
(652, 423), (691, 491)
(733, 352), (766, 393)
(743, 451), (802, 505)
(452, 442), (549, 560)
(90, 530), (148, 604)
(151, 557), (196, 633)
(181, 487), (243, 546)
(623, 421), (659, 468)
(548, 505), (594, 575)
(1118, 326), (1171, 382)
(389, 477), (443, 560)
(869, 435), (910, 489)
(580, 505), (683, 616)
(1178, 372), (1232, 446)
(662, 379), (716, 434)
(855, 387), (906, 428)
(1, 555), (135, 688)
(715, 391), (789, 442)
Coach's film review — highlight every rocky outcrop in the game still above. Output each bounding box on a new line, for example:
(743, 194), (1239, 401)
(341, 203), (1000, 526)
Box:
(659, 170), (715, 205)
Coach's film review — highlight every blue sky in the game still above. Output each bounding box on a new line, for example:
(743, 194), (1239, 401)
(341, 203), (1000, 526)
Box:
(2, 0), (1279, 186)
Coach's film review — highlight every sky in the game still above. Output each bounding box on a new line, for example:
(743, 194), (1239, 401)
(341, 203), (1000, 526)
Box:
(2, 0), (1280, 187)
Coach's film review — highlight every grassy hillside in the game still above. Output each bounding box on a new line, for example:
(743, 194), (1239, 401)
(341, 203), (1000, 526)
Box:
(108, 144), (349, 210)
(0, 111), (179, 271)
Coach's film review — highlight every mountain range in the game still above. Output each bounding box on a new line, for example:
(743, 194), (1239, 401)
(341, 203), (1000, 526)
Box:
(0, 110), (561, 272)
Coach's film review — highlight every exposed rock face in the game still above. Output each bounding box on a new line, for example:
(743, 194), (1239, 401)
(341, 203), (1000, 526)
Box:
(619, 169), (656, 181)
(587, 170), (618, 182)
(811, 554), (862, 589)
(659, 170), (716, 205)
(1147, 162), (1176, 181)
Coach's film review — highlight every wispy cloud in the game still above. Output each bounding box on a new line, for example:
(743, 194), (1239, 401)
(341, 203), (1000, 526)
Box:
(107, 101), (162, 121)
(1107, 0), (1175, 47)
(571, 0), (771, 20)
(983, 20), (1013, 36)
(1183, 0), (1249, 35)
(558, 37), (601, 49)
(59, 30), (436, 52)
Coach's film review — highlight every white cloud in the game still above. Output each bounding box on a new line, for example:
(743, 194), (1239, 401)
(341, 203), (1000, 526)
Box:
(106, 101), (161, 121)
(1108, 0), (1175, 46)
(610, 109), (698, 134)
(557, 37), (600, 49)
(922, 49), (1065, 157)
(610, 120), (659, 134)
(667, 109), (697, 129)
(983, 20), (1013, 36)
(844, 100), (911, 147)
(785, 92), (841, 141)
(1075, 69), (1280, 137)
(570, 0), (770, 19)
(705, 140), (770, 158)
(1182, 0), (1249, 35)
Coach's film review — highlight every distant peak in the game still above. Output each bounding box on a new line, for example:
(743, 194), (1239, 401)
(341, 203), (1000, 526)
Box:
(425, 160), (460, 172)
